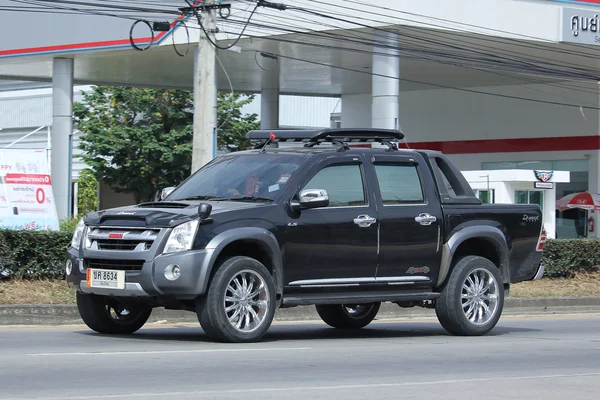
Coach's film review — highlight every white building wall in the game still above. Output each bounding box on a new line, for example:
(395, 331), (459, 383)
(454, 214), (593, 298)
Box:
(240, 94), (341, 129)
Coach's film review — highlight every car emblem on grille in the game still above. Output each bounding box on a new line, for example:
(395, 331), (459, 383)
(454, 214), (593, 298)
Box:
(108, 233), (125, 239)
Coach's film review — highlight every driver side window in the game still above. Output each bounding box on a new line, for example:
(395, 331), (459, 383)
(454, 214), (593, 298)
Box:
(303, 164), (366, 207)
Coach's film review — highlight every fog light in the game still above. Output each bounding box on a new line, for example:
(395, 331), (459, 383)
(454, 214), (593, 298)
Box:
(65, 259), (73, 276)
(164, 264), (181, 281)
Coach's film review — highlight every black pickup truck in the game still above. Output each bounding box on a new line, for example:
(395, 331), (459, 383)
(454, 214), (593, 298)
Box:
(65, 128), (546, 343)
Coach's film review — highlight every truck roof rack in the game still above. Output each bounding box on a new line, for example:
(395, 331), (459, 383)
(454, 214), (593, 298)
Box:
(246, 128), (405, 151)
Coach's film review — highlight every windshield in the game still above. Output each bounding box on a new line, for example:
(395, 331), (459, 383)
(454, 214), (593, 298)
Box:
(167, 153), (307, 202)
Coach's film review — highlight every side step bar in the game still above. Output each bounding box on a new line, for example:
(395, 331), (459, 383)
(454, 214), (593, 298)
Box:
(282, 291), (441, 306)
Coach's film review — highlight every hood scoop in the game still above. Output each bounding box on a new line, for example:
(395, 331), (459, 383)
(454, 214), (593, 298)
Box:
(136, 201), (192, 209)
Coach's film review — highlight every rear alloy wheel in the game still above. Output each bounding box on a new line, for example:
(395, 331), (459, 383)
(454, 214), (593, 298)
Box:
(76, 292), (152, 334)
(316, 303), (381, 329)
(435, 255), (504, 336)
(196, 256), (276, 343)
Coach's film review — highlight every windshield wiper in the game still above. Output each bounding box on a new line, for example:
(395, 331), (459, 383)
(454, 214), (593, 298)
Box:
(217, 196), (274, 202)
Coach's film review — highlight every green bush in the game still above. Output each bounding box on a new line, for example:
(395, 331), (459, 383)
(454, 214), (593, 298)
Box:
(0, 229), (72, 280)
(59, 218), (78, 234)
(541, 238), (600, 278)
(0, 229), (598, 281)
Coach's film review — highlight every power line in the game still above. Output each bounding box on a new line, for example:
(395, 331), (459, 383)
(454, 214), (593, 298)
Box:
(221, 4), (600, 95)
(9, 0), (600, 81)
(299, 0), (600, 75)
(220, 13), (600, 83)
(6, 0), (600, 108)
(249, 47), (600, 111)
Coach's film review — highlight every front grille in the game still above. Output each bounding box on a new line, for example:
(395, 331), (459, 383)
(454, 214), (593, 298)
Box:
(86, 259), (144, 272)
(86, 227), (160, 252)
(95, 239), (141, 251)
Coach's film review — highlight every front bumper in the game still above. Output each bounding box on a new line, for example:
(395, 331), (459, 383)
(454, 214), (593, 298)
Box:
(65, 246), (216, 299)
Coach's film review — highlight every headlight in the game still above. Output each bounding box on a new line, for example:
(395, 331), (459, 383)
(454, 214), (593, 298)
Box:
(162, 220), (199, 254)
(71, 218), (85, 249)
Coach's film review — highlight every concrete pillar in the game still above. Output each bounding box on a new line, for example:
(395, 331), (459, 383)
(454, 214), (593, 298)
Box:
(52, 58), (74, 221)
(259, 53), (280, 129)
(371, 32), (400, 130)
(341, 94), (371, 128)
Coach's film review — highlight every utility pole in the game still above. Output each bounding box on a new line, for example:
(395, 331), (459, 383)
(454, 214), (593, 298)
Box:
(191, 1), (217, 173)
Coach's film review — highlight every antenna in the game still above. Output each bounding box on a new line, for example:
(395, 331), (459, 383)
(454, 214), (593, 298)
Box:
(259, 131), (276, 153)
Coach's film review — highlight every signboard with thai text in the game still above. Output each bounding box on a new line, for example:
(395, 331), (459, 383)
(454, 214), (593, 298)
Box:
(559, 7), (600, 45)
(0, 149), (59, 231)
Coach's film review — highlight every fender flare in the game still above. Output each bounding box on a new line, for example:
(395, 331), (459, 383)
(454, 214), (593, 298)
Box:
(198, 227), (284, 297)
(437, 225), (510, 287)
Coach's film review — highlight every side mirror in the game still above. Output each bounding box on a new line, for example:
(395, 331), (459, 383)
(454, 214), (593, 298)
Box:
(291, 188), (329, 211)
(160, 187), (175, 200)
(198, 203), (212, 220)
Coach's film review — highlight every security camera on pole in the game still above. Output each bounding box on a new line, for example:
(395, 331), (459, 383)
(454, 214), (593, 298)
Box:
(191, 1), (217, 174)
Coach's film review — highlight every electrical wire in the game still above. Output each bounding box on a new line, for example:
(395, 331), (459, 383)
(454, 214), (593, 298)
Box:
(217, 7), (600, 98)
(339, 0), (600, 55)
(171, 10), (600, 105)
(253, 48), (600, 111)
(282, 4), (600, 81)
(9, 0), (600, 80)
(298, 0), (600, 77)
(129, 19), (154, 51)
(236, 0), (600, 82)
(216, 52), (235, 130)
(7, 0), (600, 107)
(172, 19), (190, 57)
(220, 16), (600, 85)
(220, 6), (600, 81)
(194, 0), (261, 51)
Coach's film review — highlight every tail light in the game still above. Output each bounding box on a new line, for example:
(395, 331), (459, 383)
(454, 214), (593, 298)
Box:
(536, 227), (547, 252)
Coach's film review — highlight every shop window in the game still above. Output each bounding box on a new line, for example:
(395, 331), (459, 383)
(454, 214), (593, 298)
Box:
(514, 190), (543, 208)
(475, 189), (495, 204)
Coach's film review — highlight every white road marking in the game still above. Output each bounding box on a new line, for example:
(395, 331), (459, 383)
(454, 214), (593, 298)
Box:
(26, 346), (311, 357)
(20, 372), (600, 399)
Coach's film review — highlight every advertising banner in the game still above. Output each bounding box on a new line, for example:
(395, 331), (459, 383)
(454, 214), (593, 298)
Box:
(0, 149), (59, 231)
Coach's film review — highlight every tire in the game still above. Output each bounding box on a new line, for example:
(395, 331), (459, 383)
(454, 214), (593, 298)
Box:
(435, 255), (504, 336)
(76, 292), (152, 334)
(196, 256), (277, 343)
(315, 303), (381, 329)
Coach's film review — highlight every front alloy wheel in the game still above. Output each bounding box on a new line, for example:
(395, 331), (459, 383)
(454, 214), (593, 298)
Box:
(224, 269), (270, 333)
(197, 256), (276, 343)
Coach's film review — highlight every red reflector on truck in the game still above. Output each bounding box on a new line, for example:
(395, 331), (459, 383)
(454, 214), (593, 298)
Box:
(108, 233), (124, 239)
(536, 228), (547, 252)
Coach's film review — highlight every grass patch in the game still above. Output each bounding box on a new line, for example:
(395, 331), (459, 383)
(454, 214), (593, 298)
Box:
(510, 272), (600, 298)
(0, 279), (76, 305)
(1, 273), (600, 305)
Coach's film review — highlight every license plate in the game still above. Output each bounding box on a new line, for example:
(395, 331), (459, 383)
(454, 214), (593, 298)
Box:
(86, 268), (125, 290)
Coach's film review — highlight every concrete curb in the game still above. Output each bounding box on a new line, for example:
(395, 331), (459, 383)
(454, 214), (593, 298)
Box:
(2, 297), (600, 326)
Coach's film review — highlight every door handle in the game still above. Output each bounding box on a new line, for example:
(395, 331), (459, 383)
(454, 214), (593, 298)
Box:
(415, 213), (437, 226)
(354, 214), (376, 228)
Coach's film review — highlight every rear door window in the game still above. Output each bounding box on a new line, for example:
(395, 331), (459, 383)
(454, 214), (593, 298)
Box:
(373, 163), (425, 205)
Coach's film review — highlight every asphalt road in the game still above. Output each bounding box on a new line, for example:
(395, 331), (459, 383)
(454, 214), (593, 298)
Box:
(0, 315), (599, 400)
